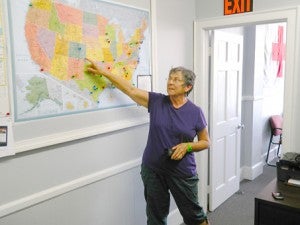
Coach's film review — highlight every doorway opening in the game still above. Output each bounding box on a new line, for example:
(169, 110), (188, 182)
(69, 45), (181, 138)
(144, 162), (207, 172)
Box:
(207, 22), (286, 210)
(194, 7), (298, 212)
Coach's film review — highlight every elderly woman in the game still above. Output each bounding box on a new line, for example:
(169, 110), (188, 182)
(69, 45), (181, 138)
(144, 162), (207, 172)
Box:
(86, 59), (210, 225)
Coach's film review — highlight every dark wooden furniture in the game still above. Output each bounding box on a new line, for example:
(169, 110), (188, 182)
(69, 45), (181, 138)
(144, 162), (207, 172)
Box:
(255, 178), (300, 225)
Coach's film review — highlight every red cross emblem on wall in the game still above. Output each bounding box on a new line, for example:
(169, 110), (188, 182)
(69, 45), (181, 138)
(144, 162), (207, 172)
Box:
(272, 26), (285, 78)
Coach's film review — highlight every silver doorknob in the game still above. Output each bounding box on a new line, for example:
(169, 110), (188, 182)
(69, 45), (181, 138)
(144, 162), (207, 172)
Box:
(237, 123), (245, 129)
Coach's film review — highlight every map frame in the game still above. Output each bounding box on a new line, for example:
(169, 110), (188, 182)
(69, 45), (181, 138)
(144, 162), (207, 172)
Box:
(8, 0), (151, 122)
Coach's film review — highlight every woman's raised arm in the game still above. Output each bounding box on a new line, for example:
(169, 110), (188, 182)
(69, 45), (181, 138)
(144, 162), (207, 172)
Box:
(85, 58), (149, 108)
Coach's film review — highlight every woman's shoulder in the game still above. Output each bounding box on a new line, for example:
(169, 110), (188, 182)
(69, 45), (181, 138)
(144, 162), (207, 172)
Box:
(186, 99), (202, 111)
(149, 92), (168, 101)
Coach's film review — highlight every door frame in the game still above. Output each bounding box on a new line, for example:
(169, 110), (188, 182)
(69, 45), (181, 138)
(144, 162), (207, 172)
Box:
(194, 6), (300, 211)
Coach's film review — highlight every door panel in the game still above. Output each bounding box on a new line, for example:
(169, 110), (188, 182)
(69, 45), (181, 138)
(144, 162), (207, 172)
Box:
(209, 30), (243, 211)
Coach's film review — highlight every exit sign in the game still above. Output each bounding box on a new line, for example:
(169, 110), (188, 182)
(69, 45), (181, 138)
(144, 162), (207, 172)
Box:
(224, 0), (253, 15)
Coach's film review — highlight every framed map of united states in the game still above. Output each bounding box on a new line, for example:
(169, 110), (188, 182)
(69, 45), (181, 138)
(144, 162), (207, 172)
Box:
(8, 0), (151, 122)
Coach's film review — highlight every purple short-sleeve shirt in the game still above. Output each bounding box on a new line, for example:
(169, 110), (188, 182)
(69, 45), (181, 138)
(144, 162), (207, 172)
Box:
(142, 92), (207, 177)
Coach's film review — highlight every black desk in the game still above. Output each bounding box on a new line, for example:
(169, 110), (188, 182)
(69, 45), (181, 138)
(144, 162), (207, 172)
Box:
(255, 178), (300, 225)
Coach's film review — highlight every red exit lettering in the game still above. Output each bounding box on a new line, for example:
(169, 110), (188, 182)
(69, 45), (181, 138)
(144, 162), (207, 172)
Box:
(224, 0), (253, 15)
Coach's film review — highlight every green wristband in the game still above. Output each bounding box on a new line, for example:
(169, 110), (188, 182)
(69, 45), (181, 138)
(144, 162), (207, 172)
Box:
(187, 143), (193, 153)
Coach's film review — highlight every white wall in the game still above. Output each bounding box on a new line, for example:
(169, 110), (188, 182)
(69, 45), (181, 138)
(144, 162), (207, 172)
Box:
(0, 0), (196, 225)
(241, 23), (285, 178)
(257, 23), (285, 158)
(155, 0), (195, 94)
(0, 126), (148, 225)
(241, 25), (259, 174)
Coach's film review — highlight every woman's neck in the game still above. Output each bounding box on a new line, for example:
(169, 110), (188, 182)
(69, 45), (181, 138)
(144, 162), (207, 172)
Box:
(169, 95), (187, 109)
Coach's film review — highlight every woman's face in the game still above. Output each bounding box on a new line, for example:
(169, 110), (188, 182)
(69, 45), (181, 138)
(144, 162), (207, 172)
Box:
(167, 71), (190, 96)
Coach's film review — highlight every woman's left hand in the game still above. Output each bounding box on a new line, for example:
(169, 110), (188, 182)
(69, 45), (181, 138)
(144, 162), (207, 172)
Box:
(170, 143), (188, 160)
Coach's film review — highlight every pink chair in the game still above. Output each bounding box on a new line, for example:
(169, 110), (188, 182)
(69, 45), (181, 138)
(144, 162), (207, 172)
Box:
(266, 115), (283, 166)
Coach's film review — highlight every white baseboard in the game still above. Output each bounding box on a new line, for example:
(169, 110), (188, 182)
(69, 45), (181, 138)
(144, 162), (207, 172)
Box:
(240, 147), (279, 181)
(240, 161), (264, 180)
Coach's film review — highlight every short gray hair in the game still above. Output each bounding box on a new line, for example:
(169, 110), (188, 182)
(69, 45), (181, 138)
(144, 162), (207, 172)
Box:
(169, 66), (196, 96)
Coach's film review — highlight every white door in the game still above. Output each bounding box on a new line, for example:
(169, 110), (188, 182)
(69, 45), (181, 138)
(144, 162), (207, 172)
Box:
(209, 30), (243, 211)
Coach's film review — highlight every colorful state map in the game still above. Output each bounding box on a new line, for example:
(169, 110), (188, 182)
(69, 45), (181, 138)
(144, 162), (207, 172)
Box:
(9, 0), (150, 121)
